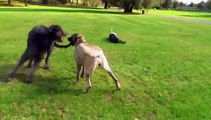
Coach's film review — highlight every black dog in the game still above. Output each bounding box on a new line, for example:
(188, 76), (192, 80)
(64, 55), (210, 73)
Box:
(5, 25), (71, 83)
(109, 31), (126, 44)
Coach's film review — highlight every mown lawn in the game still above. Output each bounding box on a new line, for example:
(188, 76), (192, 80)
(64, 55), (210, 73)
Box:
(0, 6), (211, 119)
(149, 9), (211, 20)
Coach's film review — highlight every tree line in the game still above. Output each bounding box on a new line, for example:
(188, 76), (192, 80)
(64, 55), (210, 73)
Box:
(7, 0), (211, 13)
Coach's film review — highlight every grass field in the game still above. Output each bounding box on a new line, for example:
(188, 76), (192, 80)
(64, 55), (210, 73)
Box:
(0, 6), (211, 119)
(149, 9), (211, 20)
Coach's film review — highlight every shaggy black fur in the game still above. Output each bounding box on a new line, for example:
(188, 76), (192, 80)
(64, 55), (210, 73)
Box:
(5, 25), (71, 83)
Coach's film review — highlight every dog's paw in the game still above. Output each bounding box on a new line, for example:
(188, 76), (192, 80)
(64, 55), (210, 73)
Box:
(116, 83), (121, 90)
(83, 87), (92, 93)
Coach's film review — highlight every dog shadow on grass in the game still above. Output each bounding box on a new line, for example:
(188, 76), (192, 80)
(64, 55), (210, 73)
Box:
(0, 63), (83, 96)
(33, 75), (84, 96)
(0, 63), (120, 97)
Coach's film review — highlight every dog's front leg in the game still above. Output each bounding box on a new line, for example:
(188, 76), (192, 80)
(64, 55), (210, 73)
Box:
(83, 63), (96, 93)
(44, 44), (54, 69)
(84, 73), (92, 93)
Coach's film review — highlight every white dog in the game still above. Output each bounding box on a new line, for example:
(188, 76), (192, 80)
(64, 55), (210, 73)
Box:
(68, 33), (121, 92)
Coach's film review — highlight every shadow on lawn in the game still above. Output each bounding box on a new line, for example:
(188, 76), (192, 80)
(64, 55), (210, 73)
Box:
(33, 75), (83, 96)
(0, 63), (83, 96)
(0, 7), (141, 15)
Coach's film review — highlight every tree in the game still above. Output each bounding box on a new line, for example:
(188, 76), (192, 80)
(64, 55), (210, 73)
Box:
(122, 0), (164, 13)
(102, 0), (110, 9)
(197, 1), (205, 10)
(172, 0), (179, 9)
(162, 0), (172, 9)
(141, 0), (154, 9)
(153, 0), (165, 8)
(122, 0), (136, 13)
(25, 0), (28, 6)
(105, 0), (164, 13)
(206, 0), (211, 10)
(179, 1), (184, 7)
(8, 0), (11, 5)
(82, 0), (88, 6)
(189, 2), (194, 7)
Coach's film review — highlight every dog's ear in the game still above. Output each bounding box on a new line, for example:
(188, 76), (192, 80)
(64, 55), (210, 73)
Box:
(49, 25), (56, 33)
(74, 34), (85, 46)
(49, 25), (67, 37)
(77, 35), (86, 42)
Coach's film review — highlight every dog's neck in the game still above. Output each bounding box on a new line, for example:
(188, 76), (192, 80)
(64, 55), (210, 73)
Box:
(75, 37), (86, 46)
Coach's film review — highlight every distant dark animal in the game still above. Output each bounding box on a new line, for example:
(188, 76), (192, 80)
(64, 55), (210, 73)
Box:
(68, 33), (121, 92)
(5, 25), (71, 83)
(109, 31), (126, 44)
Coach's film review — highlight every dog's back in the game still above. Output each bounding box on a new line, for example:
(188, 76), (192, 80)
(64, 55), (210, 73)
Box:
(74, 43), (104, 67)
(27, 25), (50, 51)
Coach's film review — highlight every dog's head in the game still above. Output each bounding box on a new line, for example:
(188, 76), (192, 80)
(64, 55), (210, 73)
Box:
(68, 33), (86, 46)
(49, 25), (67, 42)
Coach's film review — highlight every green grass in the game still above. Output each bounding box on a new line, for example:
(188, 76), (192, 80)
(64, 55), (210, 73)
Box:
(0, 6), (211, 119)
(149, 9), (211, 20)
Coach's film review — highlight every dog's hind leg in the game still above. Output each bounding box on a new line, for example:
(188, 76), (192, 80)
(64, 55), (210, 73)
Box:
(101, 56), (121, 90)
(24, 59), (41, 84)
(5, 52), (30, 82)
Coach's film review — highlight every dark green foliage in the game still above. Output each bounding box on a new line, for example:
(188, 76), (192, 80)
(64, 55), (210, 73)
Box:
(189, 2), (194, 7)
(206, 0), (211, 10)
(197, 1), (205, 10)
(179, 1), (184, 7)
(107, 0), (164, 13)
(172, 0), (179, 9)
(162, 0), (172, 9)
(141, 0), (154, 9)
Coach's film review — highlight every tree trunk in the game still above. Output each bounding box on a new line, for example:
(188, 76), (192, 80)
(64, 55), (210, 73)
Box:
(104, 0), (109, 9)
(76, 0), (78, 4)
(42, 0), (48, 4)
(83, 0), (87, 6)
(25, 0), (28, 6)
(8, 0), (11, 5)
(141, 10), (145, 14)
(124, 3), (133, 13)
